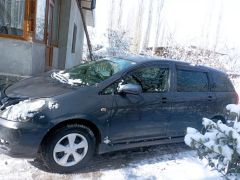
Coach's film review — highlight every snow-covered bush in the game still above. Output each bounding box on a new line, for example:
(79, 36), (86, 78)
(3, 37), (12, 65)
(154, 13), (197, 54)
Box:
(185, 104), (240, 175)
(84, 28), (132, 60)
(106, 29), (132, 57)
(142, 45), (238, 72)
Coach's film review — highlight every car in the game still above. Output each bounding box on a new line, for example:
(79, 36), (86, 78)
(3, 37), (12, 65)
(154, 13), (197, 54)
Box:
(0, 56), (238, 173)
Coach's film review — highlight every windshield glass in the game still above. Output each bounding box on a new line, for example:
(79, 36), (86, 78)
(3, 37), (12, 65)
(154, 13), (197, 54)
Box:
(51, 58), (136, 86)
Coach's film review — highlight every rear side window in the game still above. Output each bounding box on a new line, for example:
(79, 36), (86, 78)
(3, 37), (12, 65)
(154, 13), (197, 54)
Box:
(177, 70), (209, 92)
(211, 73), (235, 92)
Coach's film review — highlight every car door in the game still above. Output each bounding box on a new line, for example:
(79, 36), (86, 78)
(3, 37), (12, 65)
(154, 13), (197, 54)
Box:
(102, 63), (172, 144)
(168, 66), (215, 137)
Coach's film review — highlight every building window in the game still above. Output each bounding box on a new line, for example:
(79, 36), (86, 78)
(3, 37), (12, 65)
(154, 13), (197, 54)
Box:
(51, 0), (60, 46)
(0, 0), (26, 36)
(72, 24), (77, 53)
(35, 0), (46, 41)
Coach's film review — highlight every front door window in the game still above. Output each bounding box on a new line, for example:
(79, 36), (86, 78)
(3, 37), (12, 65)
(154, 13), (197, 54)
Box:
(123, 66), (169, 93)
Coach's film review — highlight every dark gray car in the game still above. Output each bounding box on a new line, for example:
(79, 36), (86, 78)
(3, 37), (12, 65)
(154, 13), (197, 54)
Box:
(0, 56), (238, 173)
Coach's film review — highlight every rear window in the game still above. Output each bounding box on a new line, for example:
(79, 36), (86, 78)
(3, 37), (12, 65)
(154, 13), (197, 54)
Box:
(211, 72), (235, 92)
(177, 70), (209, 92)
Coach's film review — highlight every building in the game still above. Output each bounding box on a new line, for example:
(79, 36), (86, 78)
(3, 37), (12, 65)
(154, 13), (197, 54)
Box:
(0, 0), (95, 77)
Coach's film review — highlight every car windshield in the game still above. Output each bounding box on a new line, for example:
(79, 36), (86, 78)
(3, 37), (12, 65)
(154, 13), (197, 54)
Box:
(51, 58), (136, 86)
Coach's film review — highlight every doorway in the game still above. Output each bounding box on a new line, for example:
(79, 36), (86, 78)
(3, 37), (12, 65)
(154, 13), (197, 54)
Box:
(45, 0), (55, 70)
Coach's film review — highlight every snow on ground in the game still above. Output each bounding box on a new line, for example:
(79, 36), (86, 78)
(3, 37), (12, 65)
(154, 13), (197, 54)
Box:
(0, 143), (222, 180)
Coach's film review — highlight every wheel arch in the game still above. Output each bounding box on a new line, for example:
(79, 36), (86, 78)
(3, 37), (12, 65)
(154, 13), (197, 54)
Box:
(211, 115), (226, 123)
(39, 119), (102, 152)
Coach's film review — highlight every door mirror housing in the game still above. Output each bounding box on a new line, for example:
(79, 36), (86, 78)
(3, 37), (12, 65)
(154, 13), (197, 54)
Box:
(118, 84), (142, 95)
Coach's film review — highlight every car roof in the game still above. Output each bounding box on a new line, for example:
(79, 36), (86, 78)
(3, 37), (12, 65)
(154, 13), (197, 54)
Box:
(117, 55), (188, 65)
(116, 55), (225, 74)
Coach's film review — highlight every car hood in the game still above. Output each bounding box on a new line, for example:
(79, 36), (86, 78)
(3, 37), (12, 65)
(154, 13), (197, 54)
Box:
(4, 72), (78, 98)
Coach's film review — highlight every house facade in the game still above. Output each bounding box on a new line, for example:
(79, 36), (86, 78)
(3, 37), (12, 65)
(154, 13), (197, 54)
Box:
(0, 0), (95, 76)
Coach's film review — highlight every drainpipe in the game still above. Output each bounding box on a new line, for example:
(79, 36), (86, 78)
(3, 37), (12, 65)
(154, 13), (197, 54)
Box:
(77, 0), (94, 61)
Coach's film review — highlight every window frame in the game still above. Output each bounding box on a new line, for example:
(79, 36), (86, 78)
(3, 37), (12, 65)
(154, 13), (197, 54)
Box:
(32, 0), (49, 44)
(100, 62), (171, 95)
(210, 72), (235, 92)
(72, 23), (77, 53)
(176, 66), (210, 92)
(0, 0), (53, 44)
(32, 0), (60, 46)
(0, 0), (30, 40)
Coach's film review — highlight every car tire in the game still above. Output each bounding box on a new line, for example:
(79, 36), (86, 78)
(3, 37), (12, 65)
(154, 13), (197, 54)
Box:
(40, 124), (95, 173)
(211, 116), (226, 124)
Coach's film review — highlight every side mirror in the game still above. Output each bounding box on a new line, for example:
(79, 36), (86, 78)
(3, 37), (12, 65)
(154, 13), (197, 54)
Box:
(118, 84), (142, 95)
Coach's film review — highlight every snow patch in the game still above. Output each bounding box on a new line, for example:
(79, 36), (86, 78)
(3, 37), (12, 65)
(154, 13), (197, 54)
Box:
(234, 121), (240, 133)
(226, 104), (240, 117)
(186, 127), (198, 134)
(0, 149), (222, 180)
(51, 71), (85, 86)
(48, 100), (59, 110)
(103, 137), (111, 144)
(0, 99), (59, 122)
(202, 118), (216, 128)
(1, 99), (46, 121)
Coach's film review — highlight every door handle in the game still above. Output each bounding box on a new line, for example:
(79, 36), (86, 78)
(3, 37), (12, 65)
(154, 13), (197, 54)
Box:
(208, 96), (212, 101)
(162, 97), (167, 104)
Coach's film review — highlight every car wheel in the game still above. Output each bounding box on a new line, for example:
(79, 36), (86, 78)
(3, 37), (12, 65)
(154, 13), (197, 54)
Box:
(40, 124), (95, 173)
(211, 116), (226, 124)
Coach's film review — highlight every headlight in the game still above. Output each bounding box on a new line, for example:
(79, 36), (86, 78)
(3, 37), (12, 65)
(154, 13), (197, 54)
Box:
(0, 98), (58, 122)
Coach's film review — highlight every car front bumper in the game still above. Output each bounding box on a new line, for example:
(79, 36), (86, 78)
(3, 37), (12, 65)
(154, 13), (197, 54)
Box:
(0, 118), (47, 159)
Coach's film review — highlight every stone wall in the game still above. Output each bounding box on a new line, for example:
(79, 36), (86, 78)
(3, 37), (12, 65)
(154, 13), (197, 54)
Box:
(0, 38), (45, 76)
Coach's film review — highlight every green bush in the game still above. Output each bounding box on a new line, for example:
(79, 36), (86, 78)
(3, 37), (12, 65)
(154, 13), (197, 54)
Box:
(185, 104), (240, 177)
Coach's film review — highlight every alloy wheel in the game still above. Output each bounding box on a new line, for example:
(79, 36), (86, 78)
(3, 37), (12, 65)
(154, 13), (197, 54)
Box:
(53, 133), (88, 167)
